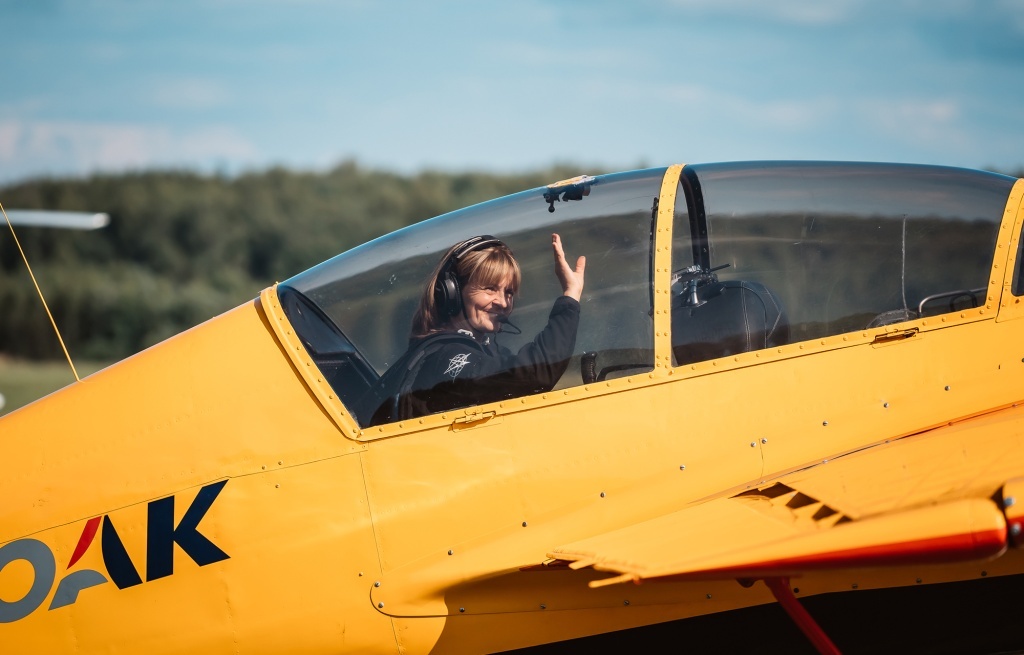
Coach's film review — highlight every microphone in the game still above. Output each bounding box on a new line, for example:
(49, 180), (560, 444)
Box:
(497, 315), (522, 335)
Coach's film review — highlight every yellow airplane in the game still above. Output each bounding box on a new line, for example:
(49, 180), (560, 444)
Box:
(2, 161), (1024, 654)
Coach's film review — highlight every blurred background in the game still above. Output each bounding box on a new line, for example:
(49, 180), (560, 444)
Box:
(2, 0), (1023, 413)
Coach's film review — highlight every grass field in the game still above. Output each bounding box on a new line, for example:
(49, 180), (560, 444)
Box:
(0, 358), (113, 416)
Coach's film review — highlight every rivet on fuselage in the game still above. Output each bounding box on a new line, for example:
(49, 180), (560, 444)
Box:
(448, 549), (454, 556)
(761, 438), (767, 444)
(374, 581), (381, 587)
(522, 521), (528, 527)
(623, 600), (630, 606)
(378, 602), (384, 608)
(706, 594), (712, 599)
(679, 465), (686, 470)
(1005, 497), (1016, 508)
(459, 607), (465, 613)
(600, 492), (606, 498)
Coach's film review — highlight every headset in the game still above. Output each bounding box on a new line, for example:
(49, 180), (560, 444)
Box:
(434, 234), (509, 317)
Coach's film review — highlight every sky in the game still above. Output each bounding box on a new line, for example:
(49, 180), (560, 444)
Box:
(1, 0), (1023, 185)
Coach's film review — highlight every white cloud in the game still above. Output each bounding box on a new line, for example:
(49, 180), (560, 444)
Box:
(148, 78), (233, 111)
(591, 76), (966, 150)
(0, 120), (260, 182)
(0, 123), (20, 161)
(857, 98), (965, 149)
(659, 0), (1022, 28)
(661, 0), (859, 25)
(599, 80), (839, 132)
(83, 42), (128, 63)
(487, 40), (638, 69)
(997, 0), (1024, 33)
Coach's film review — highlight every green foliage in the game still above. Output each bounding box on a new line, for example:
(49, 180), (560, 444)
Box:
(0, 162), (592, 360)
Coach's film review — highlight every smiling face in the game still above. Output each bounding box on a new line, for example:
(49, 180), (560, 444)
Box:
(458, 277), (515, 334)
(413, 241), (521, 338)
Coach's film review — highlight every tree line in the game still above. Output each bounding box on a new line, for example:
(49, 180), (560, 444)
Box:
(0, 161), (588, 360)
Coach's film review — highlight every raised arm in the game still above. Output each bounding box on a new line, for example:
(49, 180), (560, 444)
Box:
(552, 233), (586, 301)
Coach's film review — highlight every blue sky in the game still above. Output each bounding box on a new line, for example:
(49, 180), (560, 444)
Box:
(1, 0), (1022, 184)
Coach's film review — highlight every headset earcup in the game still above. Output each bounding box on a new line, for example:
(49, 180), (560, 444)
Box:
(436, 273), (462, 316)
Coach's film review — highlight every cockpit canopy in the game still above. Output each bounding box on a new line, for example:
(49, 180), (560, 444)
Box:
(279, 162), (1017, 428)
(681, 161), (1013, 344)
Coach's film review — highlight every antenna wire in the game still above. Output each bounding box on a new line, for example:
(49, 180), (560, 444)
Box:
(1, 200), (80, 381)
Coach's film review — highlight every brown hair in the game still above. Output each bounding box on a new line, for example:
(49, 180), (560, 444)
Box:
(411, 240), (521, 338)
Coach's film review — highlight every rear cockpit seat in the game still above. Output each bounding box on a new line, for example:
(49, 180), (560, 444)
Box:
(672, 279), (789, 366)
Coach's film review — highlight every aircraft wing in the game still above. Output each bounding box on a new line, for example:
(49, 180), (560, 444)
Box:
(2, 209), (110, 229)
(551, 493), (1005, 586)
(550, 404), (1024, 586)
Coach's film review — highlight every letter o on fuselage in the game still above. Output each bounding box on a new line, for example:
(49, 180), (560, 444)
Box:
(0, 539), (56, 623)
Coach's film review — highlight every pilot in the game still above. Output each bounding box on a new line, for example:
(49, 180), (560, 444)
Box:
(363, 233), (585, 425)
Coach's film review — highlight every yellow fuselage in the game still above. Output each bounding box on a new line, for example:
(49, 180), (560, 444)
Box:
(2, 171), (1023, 654)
